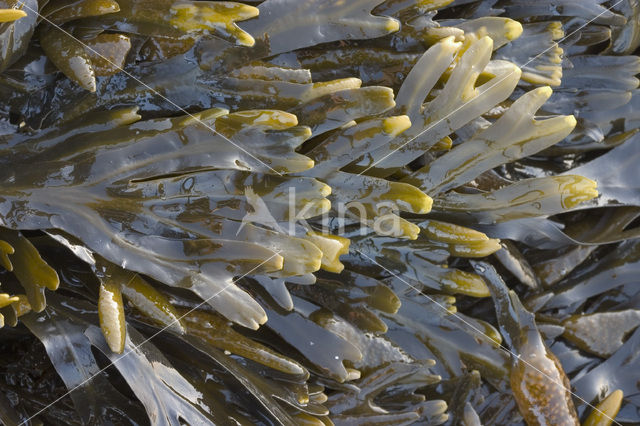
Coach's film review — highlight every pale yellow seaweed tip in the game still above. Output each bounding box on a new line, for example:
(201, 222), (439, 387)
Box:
(382, 115), (411, 137)
(478, 35), (494, 51)
(302, 78), (361, 103)
(107, 2), (120, 13)
(504, 19), (523, 41)
(329, 240), (350, 273)
(248, 309), (268, 330)
(550, 54), (564, 64)
(306, 233), (350, 273)
(309, 255), (323, 273)
(323, 261), (344, 274)
(446, 271), (491, 298)
(487, 237), (503, 252)
(537, 85), (554, 99)
(264, 253), (285, 274)
(425, 222), (490, 242)
(236, 31), (256, 47)
(548, 22), (565, 39)
(298, 197), (331, 216)
(318, 198), (331, 214)
(417, 193), (434, 214)
(385, 18), (400, 33)
(561, 176), (598, 209)
(584, 389), (623, 426)
(511, 64), (523, 80)
(300, 126), (313, 139)
(288, 363), (305, 377)
(98, 284), (125, 354)
(346, 368), (361, 381)
(378, 86), (397, 106)
(565, 114), (578, 129)
(280, 111), (298, 126)
(406, 222), (421, 240)
(301, 157), (315, 172)
(114, 108), (142, 126)
(184, 108), (228, 126)
(602, 390), (624, 420)
(313, 78), (361, 92)
(240, 5), (260, 19)
(431, 136), (453, 152)
(297, 393), (309, 405)
(521, 72), (558, 86)
(0, 9), (27, 23)
(441, 34), (460, 46)
(85, 78), (97, 93)
(340, 120), (357, 130)
(319, 182), (332, 197)
(258, 312), (268, 326)
(238, 109), (297, 128)
(607, 389), (624, 405)
(0, 294), (19, 308)
(584, 186), (599, 202)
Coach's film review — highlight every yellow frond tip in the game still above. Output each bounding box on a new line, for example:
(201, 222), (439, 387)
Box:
(444, 271), (490, 298)
(403, 221), (421, 240)
(257, 313), (268, 326)
(346, 368), (361, 381)
(305, 233), (350, 273)
(316, 198), (331, 214)
(417, 194), (434, 214)
(537, 85), (553, 98)
(559, 175), (598, 209)
(431, 136), (453, 152)
(273, 253), (285, 272)
(319, 183), (332, 197)
(548, 23), (565, 39)
(0, 293), (19, 308)
(382, 115), (411, 137)
(0, 9), (27, 22)
(385, 18), (400, 33)
(98, 282), (126, 354)
(584, 389), (623, 426)
(235, 31), (255, 47)
(504, 19), (523, 41)
(303, 78), (362, 102)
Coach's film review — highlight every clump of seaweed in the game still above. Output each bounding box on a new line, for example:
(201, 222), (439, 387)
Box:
(0, 0), (640, 425)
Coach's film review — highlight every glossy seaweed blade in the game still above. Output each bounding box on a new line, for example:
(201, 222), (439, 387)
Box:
(0, 108), (336, 329)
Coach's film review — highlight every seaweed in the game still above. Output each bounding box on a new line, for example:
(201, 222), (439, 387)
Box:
(1, 0), (640, 425)
(0, 0), (37, 72)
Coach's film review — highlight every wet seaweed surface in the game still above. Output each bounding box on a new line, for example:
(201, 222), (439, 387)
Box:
(0, 0), (640, 425)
